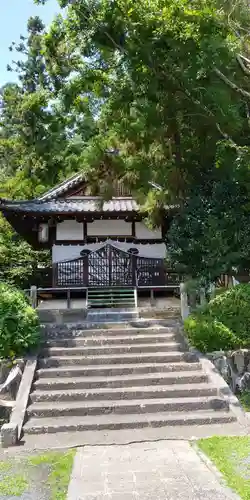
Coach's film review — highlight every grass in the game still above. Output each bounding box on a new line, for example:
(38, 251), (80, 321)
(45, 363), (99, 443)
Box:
(197, 436), (250, 500)
(0, 459), (28, 496)
(0, 449), (75, 499)
(0, 474), (28, 496)
(29, 450), (76, 500)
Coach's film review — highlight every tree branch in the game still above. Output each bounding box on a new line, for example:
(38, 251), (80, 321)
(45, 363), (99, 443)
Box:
(214, 67), (250, 99)
(239, 54), (250, 65)
(237, 55), (250, 76)
(172, 77), (235, 143)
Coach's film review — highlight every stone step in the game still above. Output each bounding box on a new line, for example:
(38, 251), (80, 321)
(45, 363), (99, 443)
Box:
(87, 309), (138, 317)
(41, 322), (179, 338)
(27, 396), (228, 418)
(24, 411), (236, 435)
(87, 309), (137, 316)
(88, 290), (134, 299)
(38, 351), (196, 367)
(88, 294), (135, 299)
(86, 315), (139, 323)
(88, 288), (134, 294)
(43, 327), (178, 340)
(36, 361), (202, 379)
(88, 300), (135, 305)
(88, 299), (135, 304)
(43, 319), (178, 329)
(43, 332), (179, 347)
(33, 371), (207, 392)
(30, 381), (213, 403)
(40, 342), (184, 357)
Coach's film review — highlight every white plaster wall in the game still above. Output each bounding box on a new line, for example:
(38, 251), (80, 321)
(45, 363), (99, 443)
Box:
(56, 220), (84, 240)
(87, 220), (131, 236)
(55, 219), (161, 240)
(135, 222), (162, 239)
(52, 240), (166, 263)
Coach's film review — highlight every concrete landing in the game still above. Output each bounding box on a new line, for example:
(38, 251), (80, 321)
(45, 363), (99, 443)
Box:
(18, 422), (247, 451)
(67, 440), (239, 500)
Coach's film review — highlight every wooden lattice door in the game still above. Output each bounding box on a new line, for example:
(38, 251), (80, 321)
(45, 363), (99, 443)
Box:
(88, 244), (133, 287)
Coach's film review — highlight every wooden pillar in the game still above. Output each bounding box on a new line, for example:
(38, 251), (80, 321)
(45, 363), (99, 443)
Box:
(48, 224), (56, 247)
(52, 263), (57, 287)
(109, 245), (112, 286)
(82, 253), (89, 287)
(131, 220), (136, 238)
(67, 289), (71, 309)
(83, 220), (87, 242)
(132, 254), (137, 286)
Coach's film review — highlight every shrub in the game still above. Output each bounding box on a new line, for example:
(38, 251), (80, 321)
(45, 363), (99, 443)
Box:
(0, 283), (40, 359)
(184, 314), (239, 353)
(207, 284), (250, 345)
(214, 287), (227, 297)
(184, 284), (250, 352)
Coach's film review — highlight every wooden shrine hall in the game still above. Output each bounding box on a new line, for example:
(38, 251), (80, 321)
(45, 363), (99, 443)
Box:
(0, 172), (181, 301)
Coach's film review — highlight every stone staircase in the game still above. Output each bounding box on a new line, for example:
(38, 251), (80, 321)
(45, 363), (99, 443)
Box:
(23, 322), (238, 437)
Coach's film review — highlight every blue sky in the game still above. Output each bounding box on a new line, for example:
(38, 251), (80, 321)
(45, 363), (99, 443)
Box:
(0, 0), (60, 86)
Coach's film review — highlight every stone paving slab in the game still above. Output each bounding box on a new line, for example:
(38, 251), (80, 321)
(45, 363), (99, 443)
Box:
(67, 440), (239, 500)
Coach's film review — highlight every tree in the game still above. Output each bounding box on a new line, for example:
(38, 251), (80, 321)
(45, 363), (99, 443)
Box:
(35, 1), (250, 192)
(3, 0), (250, 283)
(0, 12), (98, 287)
(1, 13), (98, 198)
(34, 0), (250, 278)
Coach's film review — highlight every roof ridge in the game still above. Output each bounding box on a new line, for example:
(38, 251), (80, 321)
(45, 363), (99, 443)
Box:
(38, 171), (84, 201)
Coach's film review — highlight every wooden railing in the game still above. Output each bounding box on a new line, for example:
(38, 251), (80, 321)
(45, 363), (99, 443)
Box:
(34, 250), (183, 289)
(29, 286), (87, 309)
(53, 256), (88, 287)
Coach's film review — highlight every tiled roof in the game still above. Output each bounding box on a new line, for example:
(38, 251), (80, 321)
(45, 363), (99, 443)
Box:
(0, 198), (139, 214)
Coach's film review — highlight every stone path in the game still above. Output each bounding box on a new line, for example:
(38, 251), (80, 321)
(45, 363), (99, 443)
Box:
(67, 440), (239, 500)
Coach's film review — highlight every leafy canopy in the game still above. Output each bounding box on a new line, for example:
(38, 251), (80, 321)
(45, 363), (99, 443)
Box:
(2, 0), (250, 283)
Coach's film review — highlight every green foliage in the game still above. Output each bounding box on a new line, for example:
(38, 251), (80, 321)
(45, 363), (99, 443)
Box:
(0, 283), (40, 360)
(2, 0), (250, 284)
(168, 178), (250, 282)
(184, 314), (239, 353)
(0, 473), (28, 497)
(184, 284), (250, 352)
(31, 0), (250, 279)
(168, 153), (250, 280)
(207, 284), (250, 344)
(0, 11), (98, 287)
(238, 391), (250, 412)
(214, 287), (228, 297)
(0, 215), (50, 289)
(43, 0), (250, 197)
